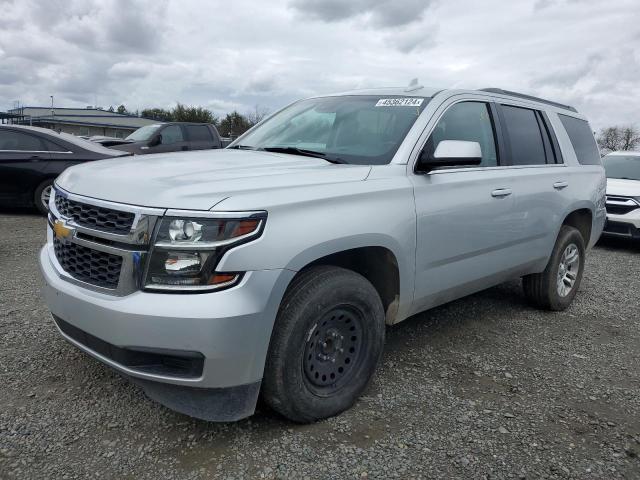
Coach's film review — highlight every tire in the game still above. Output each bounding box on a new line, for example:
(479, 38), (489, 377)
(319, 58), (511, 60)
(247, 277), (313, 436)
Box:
(523, 225), (586, 311)
(262, 265), (386, 423)
(34, 179), (54, 215)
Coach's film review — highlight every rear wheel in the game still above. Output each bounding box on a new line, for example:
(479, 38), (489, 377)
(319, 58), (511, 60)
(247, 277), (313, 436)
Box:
(262, 266), (385, 423)
(34, 179), (54, 215)
(523, 225), (585, 311)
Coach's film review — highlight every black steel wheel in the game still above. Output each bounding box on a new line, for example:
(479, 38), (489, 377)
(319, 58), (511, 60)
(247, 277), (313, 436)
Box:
(302, 306), (366, 395)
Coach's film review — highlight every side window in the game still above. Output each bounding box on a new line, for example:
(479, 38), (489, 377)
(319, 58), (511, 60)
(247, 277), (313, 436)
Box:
(501, 105), (546, 166)
(558, 114), (601, 165)
(425, 102), (498, 167)
(160, 125), (184, 144)
(537, 112), (562, 164)
(0, 130), (45, 151)
(43, 139), (69, 152)
(186, 125), (213, 142)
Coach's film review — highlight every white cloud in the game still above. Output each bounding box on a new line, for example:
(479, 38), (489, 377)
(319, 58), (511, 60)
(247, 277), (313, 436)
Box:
(289, 0), (438, 28)
(0, 0), (638, 129)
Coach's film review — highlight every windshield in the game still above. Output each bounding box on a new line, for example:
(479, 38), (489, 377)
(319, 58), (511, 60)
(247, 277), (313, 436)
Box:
(233, 95), (429, 165)
(603, 155), (640, 180)
(126, 124), (163, 142)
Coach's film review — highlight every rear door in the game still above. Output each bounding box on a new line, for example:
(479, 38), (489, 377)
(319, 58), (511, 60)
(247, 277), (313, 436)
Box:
(0, 129), (51, 205)
(41, 136), (87, 177)
(493, 103), (569, 267)
(184, 124), (220, 150)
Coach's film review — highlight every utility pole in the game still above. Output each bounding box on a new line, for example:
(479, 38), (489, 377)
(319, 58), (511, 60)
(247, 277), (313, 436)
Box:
(50, 95), (55, 130)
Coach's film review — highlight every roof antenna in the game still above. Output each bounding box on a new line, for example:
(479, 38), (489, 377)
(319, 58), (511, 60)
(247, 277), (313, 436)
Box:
(405, 78), (423, 92)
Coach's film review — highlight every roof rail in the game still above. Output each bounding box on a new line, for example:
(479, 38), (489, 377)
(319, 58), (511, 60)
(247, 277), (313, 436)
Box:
(479, 88), (577, 112)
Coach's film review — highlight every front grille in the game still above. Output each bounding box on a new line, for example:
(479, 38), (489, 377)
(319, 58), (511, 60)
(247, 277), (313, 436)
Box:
(54, 237), (122, 289)
(606, 195), (639, 216)
(55, 195), (135, 235)
(606, 204), (638, 215)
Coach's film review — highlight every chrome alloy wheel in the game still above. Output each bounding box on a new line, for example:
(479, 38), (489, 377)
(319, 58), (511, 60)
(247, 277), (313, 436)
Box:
(557, 243), (580, 297)
(41, 184), (52, 210)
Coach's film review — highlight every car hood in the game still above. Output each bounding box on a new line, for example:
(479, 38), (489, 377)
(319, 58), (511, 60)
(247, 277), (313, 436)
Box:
(93, 138), (134, 147)
(108, 141), (144, 153)
(56, 149), (372, 210)
(606, 178), (640, 197)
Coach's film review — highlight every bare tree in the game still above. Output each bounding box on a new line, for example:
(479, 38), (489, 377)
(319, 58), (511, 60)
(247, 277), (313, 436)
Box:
(246, 105), (270, 126)
(621, 126), (640, 151)
(597, 125), (640, 154)
(597, 127), (622, 153)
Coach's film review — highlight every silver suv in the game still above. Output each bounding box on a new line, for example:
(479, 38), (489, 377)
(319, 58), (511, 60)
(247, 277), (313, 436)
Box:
(40, 87), (606, 423)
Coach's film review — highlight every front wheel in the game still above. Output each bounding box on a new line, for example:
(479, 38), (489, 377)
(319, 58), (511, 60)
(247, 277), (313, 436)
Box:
(262, 266), (385, 423)
(523, 225), (586, 311)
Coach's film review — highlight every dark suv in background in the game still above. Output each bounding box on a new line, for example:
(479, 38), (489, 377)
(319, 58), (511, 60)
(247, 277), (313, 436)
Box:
(107, 122), (228, 155)
(0, 125), (129, 214)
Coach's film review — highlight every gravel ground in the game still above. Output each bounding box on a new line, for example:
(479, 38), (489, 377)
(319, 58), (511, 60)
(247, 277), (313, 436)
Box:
(1, 211), (639, 480)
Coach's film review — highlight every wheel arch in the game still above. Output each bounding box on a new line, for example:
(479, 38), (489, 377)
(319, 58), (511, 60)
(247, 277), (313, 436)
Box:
(560, 205), (594, 247)
(283, 235), (412, 324)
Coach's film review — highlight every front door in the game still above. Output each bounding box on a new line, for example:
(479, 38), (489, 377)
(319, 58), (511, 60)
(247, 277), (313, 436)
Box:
(410, 100), (522, 314)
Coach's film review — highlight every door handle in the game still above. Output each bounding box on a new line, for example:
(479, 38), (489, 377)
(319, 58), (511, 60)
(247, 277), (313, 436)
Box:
(29, 155), (41, 161)
(553, 181), (568, 189)
(491, 188), (512, 198)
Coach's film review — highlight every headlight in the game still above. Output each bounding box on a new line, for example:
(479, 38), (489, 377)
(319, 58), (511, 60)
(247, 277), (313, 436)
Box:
(143, 212), (266, 292)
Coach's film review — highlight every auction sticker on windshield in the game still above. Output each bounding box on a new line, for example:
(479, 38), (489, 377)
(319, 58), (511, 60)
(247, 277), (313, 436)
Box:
(375, 98), (424, 107)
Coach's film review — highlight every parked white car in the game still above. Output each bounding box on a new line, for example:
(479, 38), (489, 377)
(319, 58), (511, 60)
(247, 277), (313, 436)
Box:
(602, 151), (640, 240)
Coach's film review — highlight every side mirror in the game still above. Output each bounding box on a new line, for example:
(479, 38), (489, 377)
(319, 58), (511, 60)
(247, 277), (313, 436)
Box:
(149, 134), (162, 147)
(417, 140), (482, 173)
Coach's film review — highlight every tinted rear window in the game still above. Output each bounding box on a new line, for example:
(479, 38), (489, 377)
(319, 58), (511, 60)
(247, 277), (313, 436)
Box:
(43, 139), (69, 152)
(501, 105), (546, 165)
(186, 125), (213, 142)
(558, 114), (601, 165)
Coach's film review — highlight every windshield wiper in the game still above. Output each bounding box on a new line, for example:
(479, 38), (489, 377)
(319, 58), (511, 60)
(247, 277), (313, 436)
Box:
(261, 146), (347, 164)
(229, 144), (256, 150)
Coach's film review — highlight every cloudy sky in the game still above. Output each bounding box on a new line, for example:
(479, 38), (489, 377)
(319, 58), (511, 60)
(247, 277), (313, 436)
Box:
(0, 0), (638, 129)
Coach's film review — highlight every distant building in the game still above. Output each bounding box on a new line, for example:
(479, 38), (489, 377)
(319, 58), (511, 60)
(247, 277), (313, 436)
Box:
(4, 106), (159, 138)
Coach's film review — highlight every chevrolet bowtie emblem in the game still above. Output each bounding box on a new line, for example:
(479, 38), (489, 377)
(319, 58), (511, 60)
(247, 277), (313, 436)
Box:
(53, 220), (74, 241)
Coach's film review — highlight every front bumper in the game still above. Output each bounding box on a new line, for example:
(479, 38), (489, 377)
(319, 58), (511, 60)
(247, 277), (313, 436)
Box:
(40, 246), (294, 419)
